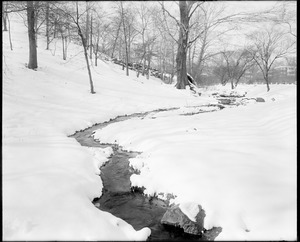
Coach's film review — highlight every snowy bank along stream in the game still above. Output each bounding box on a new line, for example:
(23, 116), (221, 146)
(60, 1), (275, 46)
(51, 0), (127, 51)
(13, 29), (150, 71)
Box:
(70, 93), (258, 241)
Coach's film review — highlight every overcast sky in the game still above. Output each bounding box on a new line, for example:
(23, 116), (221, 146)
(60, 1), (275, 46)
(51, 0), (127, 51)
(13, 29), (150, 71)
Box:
(100, 1), (296, 50)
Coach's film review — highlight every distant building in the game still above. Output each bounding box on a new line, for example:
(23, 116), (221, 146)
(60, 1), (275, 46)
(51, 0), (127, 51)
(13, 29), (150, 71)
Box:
(244, 69), (253, 79)
(268, 65), (297, 84)
(273, 66), (297, 77)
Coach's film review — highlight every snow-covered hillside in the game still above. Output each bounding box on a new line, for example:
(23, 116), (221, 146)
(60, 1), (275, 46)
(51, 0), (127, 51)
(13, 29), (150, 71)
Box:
(3, 14), (296, 240)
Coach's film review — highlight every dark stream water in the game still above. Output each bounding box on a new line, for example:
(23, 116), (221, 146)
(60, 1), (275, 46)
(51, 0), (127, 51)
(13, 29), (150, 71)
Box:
(94, 148), (203, 240)
(70, 106), (231, 240)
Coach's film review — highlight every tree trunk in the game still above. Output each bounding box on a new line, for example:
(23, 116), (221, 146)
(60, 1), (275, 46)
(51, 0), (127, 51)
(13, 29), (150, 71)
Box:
(82, 36), (95, 93)
(111, 21), (121, 58)
(142, 58), (146, 76)
(195, 31), (207, 82)
(90, 14), (93, 59)
(45, 1), (50, 50)
(85, 2), (89, 50)
(95, 46), (98, 66)
(121, 2), (129, 76)
(62, 33), (65, 60)
(176, 40), (188, 89)
(95, 25), (100, 66)
(53, 19), (57, 38)
(266, 81), (270, 91)
(190, 41), (197, 76)
(73, 2), (94, 93)
(2, 2), (8, 31)
(34, 1), (39, 47)
(27, 1), (38, 69)
(161, 39), (166, 82)
(61, 33), (68, 60)
(159, 42), (162, 79)
(136, 52), (146, 78)
(77, 24), (95, 93)
(162, 57), (166, 82)
(147, 55), (151, 80)
(171, 43), (175, 83)
(175, 1), (189, 89)
(65, 37), (68, 60)
(141, 32), (146, 76)
(7, 13), (13, 50)
(265, 73), (270, 92)
(3, 14), (8, 31)
(128, 26), (131, 64)
(188, 44), (192, 74)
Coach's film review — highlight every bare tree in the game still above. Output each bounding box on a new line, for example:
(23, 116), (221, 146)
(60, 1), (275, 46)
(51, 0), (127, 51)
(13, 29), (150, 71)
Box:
(93, 20), (110, 66)
(247, 25), (296, 91)
(3, 1), (50, 67)
(93, 18), (101, 66)
(260, 1), (296, 38)
(221, 48), (255, 89)
(176, 1), (202, 89)
(160, 1), (292, 88)
(44, 2), (62, 50)
(161, 1), (206, 89)
(1, 1), (13, 50)
(57, 19), (71, 60)
(279, 2), (296, 38)
(213, 65), (229, 86)
(120, 2), (129, 76)
(95, 15), (111, 64)
(114, 2), (138, 76)
(27, 1), (38, 69)
(54, 2), (95, 93)
(134, 2), (155, 77)
(191, 3), (238, 84)
(74, 2), (95, 93)
(127, 15), (139, 64)
(151, 5), (176, 81)
(110, 19), (122, 59)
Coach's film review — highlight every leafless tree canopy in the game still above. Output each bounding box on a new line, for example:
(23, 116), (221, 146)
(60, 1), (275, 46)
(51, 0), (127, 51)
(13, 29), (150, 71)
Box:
(4, 1), (296, 92)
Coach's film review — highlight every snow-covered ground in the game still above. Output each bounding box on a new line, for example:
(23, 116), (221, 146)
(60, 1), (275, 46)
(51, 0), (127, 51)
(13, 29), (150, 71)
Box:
(3, 14), (296, 240)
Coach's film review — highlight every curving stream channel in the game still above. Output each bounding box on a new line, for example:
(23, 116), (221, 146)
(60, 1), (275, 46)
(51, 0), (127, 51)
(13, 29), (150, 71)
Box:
(70, 102), (242, 240)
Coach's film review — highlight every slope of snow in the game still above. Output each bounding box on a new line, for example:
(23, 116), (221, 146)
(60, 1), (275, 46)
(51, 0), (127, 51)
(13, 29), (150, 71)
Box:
(2, 15), (210, 240)
(3, 14), (296, 241)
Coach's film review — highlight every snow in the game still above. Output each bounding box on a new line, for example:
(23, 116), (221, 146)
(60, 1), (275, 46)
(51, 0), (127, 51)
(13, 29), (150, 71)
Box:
(179, 202), (200, 223)
(3, 14), (296, 241)
(93, 85), (296, 240)
(89, 147), (114, 175)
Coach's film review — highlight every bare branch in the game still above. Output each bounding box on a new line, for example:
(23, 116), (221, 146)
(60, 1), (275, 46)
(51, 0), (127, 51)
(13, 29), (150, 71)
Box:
(159, 1), (180, 27)
(159, 2), (179, 44)
(188, 1), (203, 21)
(188, 29), (204, 46)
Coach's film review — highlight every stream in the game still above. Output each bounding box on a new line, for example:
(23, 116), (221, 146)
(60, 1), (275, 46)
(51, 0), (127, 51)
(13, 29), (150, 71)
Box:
(71, 107), (208, 240)
(94, 148), (202, 240)
(70, 97), (252, 240)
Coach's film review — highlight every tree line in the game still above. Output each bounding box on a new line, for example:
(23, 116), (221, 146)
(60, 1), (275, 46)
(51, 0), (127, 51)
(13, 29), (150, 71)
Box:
(2, 1), (296, 93)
